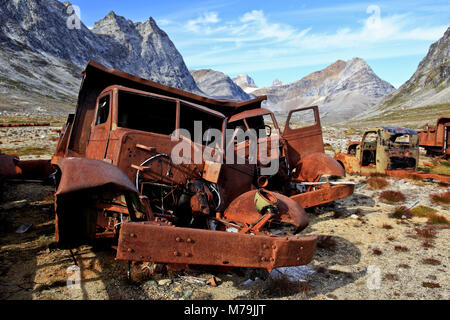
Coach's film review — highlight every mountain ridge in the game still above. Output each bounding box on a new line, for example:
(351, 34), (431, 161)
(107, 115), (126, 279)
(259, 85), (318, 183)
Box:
(0, 0), (201, 113)
(236, 58), (395, 124)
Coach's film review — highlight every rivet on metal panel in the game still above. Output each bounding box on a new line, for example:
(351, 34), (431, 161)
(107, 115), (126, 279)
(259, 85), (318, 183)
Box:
(187, 238), (193, 243)
(130, 233), (136, 238)
(127, 248), (134, 253)
(185, 253), (192, 257)
(173, 251), (180, 257)
(176, 237), (182, 242)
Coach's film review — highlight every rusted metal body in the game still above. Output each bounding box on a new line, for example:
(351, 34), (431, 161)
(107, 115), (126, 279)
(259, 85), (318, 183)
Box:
(117, 222), (316, 272)
(335, 127), (450, 182)
(335, 127), (419, 175)
(228, 106), (355, 209)
(53, 158), (317, 271)
(418, 117), (450, 158)
(50, 61), (354, 271)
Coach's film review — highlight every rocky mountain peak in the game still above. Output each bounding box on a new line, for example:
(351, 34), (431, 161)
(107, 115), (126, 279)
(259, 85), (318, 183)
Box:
(232, 74), (257, 89)
(272, 79), (283, 86)
(304, 60), (347, 82)
(249, 57), (395, 123)
(0, 0), (203, 114)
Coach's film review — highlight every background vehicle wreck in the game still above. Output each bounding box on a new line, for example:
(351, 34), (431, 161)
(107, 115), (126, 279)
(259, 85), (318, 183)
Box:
(335, 126), (450, 183)
(418, 117), (450, 158)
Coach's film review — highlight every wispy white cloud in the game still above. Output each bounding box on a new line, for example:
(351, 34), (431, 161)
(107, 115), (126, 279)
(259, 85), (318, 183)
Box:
(162, 4), (448, 83)
(186, 12), (221, 33)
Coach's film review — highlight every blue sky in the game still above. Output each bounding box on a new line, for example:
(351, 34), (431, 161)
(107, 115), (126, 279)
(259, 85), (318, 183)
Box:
(67, 0), (449, 88)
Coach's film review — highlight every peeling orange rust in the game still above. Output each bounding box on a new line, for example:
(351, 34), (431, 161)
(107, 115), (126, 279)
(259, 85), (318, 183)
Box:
(46, 61), (357, 271)
(290, 184), (355, 209)
(418, 117), (450, 158)
(116, 221), (317, 272)
(0, 122), (50, 127)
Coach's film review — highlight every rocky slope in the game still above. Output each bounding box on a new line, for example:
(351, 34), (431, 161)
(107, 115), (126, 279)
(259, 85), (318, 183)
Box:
(241, 58), (395, 124)
(0, 0), (200, 114)
(190, 69), (251, 101)
(351, 27), (450, 127)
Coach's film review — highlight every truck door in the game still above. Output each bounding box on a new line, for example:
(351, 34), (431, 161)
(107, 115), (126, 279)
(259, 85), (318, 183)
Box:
(282, 106), (324, 169)
(359, 130), (379, 174)
(86, 92), (113, 161)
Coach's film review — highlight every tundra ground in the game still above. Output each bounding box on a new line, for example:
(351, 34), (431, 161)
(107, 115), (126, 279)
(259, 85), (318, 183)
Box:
(0, 125), (448, 300)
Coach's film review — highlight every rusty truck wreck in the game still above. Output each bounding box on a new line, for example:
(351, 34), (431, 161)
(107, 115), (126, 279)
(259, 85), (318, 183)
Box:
(418, 116), (450, 158)
(335, 126), (450, 183)
(51, 61), (354, 272)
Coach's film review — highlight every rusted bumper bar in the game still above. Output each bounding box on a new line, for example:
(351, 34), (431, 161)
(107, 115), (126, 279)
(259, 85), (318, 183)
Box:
(290, 184), (355, 209)
(116, 222), (317, 271)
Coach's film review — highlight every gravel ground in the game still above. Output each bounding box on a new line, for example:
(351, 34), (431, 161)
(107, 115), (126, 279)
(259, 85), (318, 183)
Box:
(0, 125), (448, 300)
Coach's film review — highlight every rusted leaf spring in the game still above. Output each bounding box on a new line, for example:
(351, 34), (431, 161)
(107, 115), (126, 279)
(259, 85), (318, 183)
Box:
(0, 122), (50, 127)
(116, 222), (317, 272)
(290, 184), (355, 209)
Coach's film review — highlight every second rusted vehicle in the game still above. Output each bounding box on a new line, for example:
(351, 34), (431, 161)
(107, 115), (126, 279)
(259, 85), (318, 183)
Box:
(418, 116), (450, 158)
(50, 61), (355, 272)
(335, 126), (450, 182)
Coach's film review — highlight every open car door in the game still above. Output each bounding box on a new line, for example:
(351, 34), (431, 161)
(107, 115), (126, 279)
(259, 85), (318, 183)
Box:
(282, 106), (325, 169)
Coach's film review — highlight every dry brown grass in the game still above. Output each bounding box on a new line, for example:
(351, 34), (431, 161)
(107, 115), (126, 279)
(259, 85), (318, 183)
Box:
(410, 205), (448, 224)
(430, 191), (450, 205)
(366, 177), (389, 190)
(372, 248), (383, 255)
(422, 258), (441, 265)
(383, 273), (400, 281)
(422, 241), (434, 248)
(414, 227), (437, 239)
(422, 282), (441, 288)
(394, 246), (409, 252)
(391, 206), (413, 219)
(380, 191), (405, 203)
(427, 213), (449, 225)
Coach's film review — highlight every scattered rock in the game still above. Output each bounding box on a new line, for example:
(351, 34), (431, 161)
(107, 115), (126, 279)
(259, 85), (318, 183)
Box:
(157, 279), (172, 286)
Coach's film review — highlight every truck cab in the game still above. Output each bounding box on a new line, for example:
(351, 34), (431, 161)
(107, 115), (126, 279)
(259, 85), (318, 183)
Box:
(335, 127), (419, 175)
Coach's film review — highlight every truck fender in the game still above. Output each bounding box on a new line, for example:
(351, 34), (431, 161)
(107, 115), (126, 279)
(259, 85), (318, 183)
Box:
(296, 152), (345, 182)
